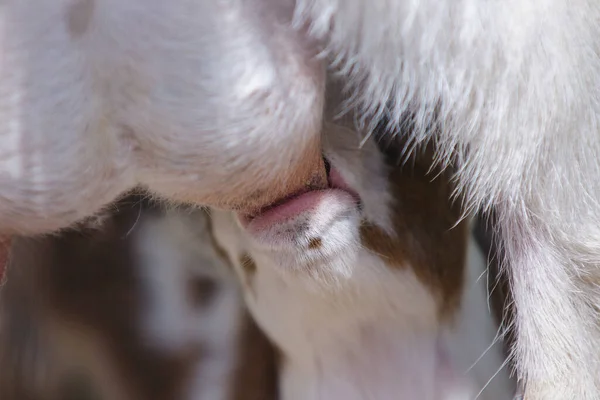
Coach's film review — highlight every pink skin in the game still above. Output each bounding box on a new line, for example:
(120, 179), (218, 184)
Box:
(241, 189), (356, 233)
(238, 163), (361, 234)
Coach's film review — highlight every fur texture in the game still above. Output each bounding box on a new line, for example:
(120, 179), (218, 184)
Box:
(210, 123), (516, 399)
(0, 0), (598, 398)
(0, 0), (325, 234)
(292, 2), (600, 397)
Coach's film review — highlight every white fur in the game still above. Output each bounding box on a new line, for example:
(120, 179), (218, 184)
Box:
(210, 127), (515, 399)
(295, 3), (600, 397)
(0, 0), (324, 233)
(0, 0), (598, 397)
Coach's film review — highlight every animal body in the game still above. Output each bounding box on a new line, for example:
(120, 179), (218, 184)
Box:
(210, 120), (516, 399)
(0, 120), (514, 399)
(0, 1), (597, 397)
(0, 195), (277, 400)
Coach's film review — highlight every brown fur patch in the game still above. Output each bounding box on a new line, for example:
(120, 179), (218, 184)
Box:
(188, 275), (218, 309)
(308, 237), (322, 249)
(0, 194), (202, 400)
(0, 196), (280, 400)
(230, 313), (279, 400)
(360, 143), (468, 318)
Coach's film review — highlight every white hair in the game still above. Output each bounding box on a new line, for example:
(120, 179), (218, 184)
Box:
(0, 0), (598, 397)
(294, 0), (600, 397)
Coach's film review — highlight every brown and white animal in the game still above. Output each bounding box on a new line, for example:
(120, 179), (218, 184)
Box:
(210, 121), (516, 399)
(0, 195), (277, 400)
(0, 1), (598, 397)
(0, 129), (514, 399)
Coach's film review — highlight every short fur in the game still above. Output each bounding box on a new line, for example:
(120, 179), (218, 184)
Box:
(0, 0), (598, 398)
(210, 122), (516, 399)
